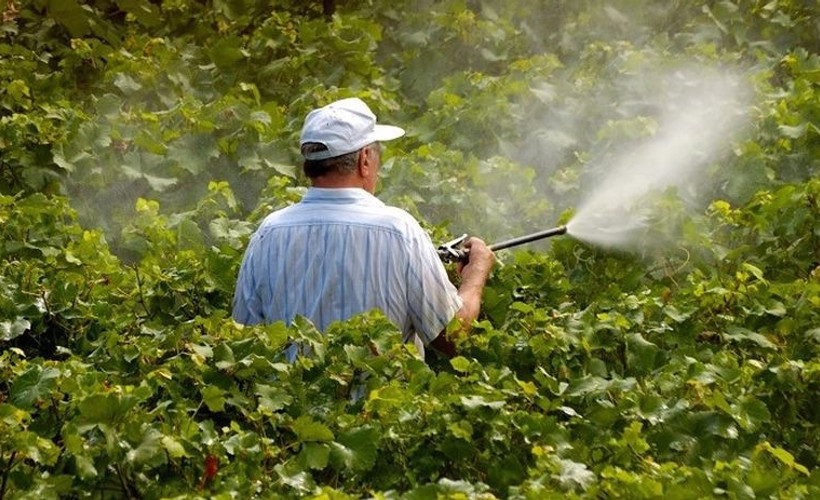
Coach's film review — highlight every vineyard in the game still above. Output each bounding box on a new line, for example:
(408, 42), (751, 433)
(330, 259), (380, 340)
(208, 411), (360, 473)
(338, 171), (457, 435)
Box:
(1, 0), (819, 498)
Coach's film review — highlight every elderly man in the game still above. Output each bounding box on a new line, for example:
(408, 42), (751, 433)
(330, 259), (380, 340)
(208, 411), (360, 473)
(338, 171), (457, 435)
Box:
(232, 97), (494, 360)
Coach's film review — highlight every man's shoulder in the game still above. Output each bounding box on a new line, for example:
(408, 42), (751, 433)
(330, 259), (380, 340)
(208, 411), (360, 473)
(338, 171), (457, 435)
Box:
(378, 203), (420, 223)
(250, 196), (429, 244)
(256, 203), (298, 227)
(367, 204), (430, 236)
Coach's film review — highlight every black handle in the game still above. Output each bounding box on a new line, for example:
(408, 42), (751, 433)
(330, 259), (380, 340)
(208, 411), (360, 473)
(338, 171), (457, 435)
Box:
(437, 225), (568, 263)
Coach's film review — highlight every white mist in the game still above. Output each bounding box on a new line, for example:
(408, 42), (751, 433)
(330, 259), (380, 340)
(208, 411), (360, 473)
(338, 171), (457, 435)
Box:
(566, 66), (751, 251)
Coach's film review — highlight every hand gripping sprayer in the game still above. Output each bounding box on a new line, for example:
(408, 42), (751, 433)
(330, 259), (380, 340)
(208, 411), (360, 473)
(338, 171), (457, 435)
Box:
(437, 225), (568, 263)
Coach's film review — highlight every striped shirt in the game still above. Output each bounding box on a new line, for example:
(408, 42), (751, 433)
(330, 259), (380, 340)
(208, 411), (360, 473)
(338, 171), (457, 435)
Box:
(232, 187), (462, 360)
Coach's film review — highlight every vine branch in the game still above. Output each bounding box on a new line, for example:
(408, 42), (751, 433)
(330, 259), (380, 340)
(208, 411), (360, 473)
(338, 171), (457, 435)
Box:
(0, 451), (18, 500)
(132, 265), (151, 318)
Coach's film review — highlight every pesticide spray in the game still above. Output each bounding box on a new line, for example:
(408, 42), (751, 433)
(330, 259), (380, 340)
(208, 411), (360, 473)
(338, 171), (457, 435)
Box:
(440, 66), (751, 261)
(566, 67), (751, 250)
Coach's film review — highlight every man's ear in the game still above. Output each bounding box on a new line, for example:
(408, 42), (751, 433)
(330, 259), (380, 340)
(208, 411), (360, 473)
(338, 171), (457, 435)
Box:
(357, 147), (371, 177)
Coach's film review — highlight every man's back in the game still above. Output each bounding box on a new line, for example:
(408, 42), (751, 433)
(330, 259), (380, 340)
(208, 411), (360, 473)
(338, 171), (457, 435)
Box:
(232, 187), (462, 359)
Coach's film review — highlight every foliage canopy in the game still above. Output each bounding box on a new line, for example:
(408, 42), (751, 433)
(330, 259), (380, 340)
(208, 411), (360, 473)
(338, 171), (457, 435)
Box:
(1, 0), (819, 498)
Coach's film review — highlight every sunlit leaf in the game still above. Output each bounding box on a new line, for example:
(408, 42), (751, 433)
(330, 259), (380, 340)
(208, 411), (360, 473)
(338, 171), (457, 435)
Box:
(293, 416), (334, 443)
(0, 317), (30, 341)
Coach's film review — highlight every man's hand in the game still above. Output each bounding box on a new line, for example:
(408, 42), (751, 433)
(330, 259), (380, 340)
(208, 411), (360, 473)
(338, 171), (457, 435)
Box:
(457, 237), (494, 282)
(432, 238), (495, 357)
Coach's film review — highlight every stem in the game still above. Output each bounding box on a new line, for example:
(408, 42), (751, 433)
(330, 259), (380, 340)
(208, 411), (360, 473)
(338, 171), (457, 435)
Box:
(1, 451), (18, 500)
(132, 265), (151, 318)
(116, 464), (141, 500)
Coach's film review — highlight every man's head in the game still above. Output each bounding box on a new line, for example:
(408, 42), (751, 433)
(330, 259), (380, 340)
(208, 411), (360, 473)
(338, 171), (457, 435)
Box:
(299, 98), (405, 189)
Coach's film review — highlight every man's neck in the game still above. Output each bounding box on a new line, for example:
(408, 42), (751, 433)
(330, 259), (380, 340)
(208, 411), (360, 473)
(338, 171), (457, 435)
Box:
(311, 174), (367, 191)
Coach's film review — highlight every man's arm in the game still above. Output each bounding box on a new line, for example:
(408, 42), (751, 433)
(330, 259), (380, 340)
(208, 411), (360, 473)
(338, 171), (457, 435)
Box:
(431, 237), (495, 357)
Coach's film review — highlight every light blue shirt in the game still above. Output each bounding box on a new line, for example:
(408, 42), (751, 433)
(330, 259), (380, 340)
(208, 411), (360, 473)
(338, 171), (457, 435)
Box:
(232, 187), (462, 359)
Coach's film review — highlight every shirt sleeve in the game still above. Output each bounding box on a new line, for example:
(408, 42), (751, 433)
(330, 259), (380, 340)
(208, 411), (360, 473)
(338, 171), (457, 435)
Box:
(404, 229), (463, 344)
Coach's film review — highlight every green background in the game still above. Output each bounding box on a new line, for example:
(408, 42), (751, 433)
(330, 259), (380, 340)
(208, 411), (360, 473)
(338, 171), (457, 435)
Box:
(1, 1), (819, 498)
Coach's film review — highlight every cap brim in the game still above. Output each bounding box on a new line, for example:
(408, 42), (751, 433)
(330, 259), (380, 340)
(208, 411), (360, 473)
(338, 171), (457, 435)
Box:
(301, 124), (406, 160)
(373, 124), (405, 142)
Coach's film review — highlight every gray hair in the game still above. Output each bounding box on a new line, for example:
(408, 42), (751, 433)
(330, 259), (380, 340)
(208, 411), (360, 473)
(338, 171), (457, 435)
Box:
(301, 143), (359, 178)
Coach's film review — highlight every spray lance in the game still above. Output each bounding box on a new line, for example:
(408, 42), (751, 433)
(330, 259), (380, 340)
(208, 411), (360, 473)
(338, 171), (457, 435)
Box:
(437, 225), (568, 263)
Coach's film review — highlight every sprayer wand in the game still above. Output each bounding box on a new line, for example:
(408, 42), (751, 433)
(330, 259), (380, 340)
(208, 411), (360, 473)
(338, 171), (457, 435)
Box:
(437, 225), (568, 263)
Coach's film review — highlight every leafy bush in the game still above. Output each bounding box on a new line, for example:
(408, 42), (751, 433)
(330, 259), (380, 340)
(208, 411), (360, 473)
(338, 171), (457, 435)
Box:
(2, 0), (820, 498)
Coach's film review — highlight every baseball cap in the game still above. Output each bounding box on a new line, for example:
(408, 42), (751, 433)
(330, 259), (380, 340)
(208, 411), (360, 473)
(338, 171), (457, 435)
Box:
(299, 97), (405, 160)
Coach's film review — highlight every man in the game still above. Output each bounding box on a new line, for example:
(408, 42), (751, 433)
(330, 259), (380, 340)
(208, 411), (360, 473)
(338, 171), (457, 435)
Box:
(232, 97), (494, 360)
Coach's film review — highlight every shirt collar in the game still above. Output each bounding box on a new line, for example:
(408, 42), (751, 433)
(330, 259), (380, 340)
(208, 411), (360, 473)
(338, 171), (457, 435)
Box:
(302, 187), (385, 206)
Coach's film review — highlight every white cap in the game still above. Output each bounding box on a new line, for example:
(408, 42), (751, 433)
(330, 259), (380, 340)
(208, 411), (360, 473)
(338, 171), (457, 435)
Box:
(299, 97), (405, 160)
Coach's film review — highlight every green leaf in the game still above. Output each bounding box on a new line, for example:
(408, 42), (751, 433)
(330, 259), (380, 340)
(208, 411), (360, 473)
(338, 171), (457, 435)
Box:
(447, 420), (473, 440)
(127, 428), (167, 468)
(741, 262), (767, 282)
(760, 442), (810, 475)
(764, 300), (786, 317)
(176, 217), (204, 250)
(255, 383), (292, 413)
(144, 173), (178, 191)
(663, 305), (692, 323)
(487, 455), (526, 490)
(167, 134), (220, 175)
(13, 431), (61, 465)
(626, 333), (660, 375)
(566, 375), (610, 398)
(274, 462), (315, 492)
(115, 0), (161, 27)
(75, 454), (98, 479)
(237, 149), (264, 171)
(300, 442), (330, 470)
(10, 365), (60, 409)
(554, 458), (595, 491)
(94, 93), (123, 119)
(209, 218), (253, 246)
(329, 426), (379, 472)
(78, 393), (138, 424)
(208, 36), (247, 67)
(460, 395), (505, 410)
(213, 343), (236, 371)
(292, 416), (334, 442)
(266, 161), (296, 177)
(723, 326), (777, 349)
(46, 0), (91, 36)
(7, 80), (30, 101)
(161, 435), (188, 458)
(733, 397), (771, 431)
(406, 479), (491, 499)
(200, 385), (226, 412)
(779, 123), (808, 139)
(450, 356), (471, 372)
(224, 431), (261, 456)
(0, 317), (30, 341)
(250, 110), (272, 126)
(121, 152), (177, 191)
(805, 328), (820, 343)
(190, 344), (213, 360)
(510, 301), (534, 313)
(113, 73), (143, 94)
